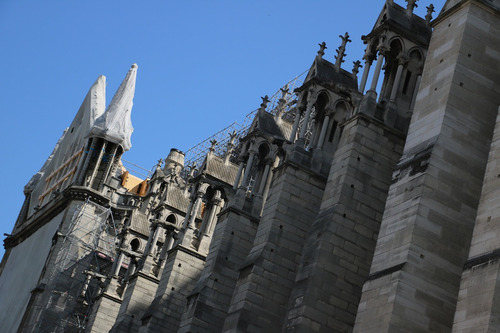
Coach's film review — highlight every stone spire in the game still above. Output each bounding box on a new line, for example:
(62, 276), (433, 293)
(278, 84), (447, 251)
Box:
(335, 32), (351, 68)
(87, 64), (138, 151)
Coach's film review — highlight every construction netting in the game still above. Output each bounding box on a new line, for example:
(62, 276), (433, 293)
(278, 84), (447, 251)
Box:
(31, 199), (118, 333)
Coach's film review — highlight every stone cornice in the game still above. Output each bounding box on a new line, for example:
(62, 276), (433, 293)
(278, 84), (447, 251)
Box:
(4, 186), (110, 249)
(167, 244), (207, 261)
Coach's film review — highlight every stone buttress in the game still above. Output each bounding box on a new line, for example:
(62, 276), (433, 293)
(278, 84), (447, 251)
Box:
(179, 100), (282, 333)
(354, 1), (500, 331)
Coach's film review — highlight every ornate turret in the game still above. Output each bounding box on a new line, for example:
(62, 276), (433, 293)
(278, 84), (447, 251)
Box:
(163, 148), (185, 176)
(357, 0), (431, 131)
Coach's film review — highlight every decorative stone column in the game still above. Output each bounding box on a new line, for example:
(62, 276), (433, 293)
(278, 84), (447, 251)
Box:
(181, 196), (195, 230)
(105, 249), (125, 298)
(233, 161), (244, 190)
(257, 160), (272, 196)
(306, 118), (317, 150)
(366, 47), (387, 99)
(259, 157), (279, 216)
(143, 221), (159, 257)
(140, 220), (162, 273)
(99, 144), (118, 190)
(198, 190), (223, 254)
(240, 148), (257, 190)
(115, 249), (139, 297)
(316, 115), (331, 149)
(152, 227), (177, 278)
(358, 41), (388, 117)
(388, 56), (409, 106)
(87, 141), (107, 187)
(359, 51), (374, 94)
(290, 107), (304, 142)
(181, 182), (209, 247)
(297, 90), (315, 146)
(385, 56), (409, 127)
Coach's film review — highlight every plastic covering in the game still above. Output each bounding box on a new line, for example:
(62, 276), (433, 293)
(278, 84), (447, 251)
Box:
(23, 64), (136, 217)
(87, 64), (137, 151)
(27, 75), (106, 215)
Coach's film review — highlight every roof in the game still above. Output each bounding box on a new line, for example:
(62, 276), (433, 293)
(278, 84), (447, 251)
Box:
(301, 57), (359, 91)
(203, 154), (239, 185)
(164, 185), (191, 213)
(368, 2), (432, 46)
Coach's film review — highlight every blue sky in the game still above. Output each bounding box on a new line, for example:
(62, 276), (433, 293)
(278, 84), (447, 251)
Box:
(0, 0), (446, 257)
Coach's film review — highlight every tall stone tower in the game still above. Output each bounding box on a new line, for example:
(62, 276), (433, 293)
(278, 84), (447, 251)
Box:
(0, 64), (138, 332)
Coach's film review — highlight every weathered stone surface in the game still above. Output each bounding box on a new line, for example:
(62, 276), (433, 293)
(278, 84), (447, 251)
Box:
(3, 2), (500, 333)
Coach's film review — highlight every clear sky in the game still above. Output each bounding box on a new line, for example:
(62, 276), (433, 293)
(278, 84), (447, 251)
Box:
(0, 0), (446, 258)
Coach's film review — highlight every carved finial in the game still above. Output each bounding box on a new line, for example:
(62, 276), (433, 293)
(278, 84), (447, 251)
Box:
(188, 162), (197, 178)
(426, 4), (435, 23)
(157, 158), (163, 169)
(209, 139), (217, 153)
(335, 32), (351, 68)
(229, 130), (238, 145)
(352, 60), (362, 77)
(273, 85), (290, 121)
(406, 0), (418, 14)
(260, 95), (270, 109)
(317, 42), (327, 58)
(225, 131), (238, 163)
(280, 85), (290, 100)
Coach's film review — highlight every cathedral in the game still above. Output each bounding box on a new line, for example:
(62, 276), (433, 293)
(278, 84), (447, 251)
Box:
(1, 0), (500, 332)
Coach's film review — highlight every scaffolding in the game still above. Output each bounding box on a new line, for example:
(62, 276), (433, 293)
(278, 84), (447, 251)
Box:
(183, 70), (307, 172)
(119, 70), (307, 181)
(34, 199), (118, 333)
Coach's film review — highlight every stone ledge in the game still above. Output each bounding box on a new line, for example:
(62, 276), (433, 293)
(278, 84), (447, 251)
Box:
(463, 249), (500, 270)
(367, 262), (406, 281)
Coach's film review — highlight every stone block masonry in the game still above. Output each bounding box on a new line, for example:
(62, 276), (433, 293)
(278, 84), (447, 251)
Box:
(178, 195), (260, 333)
(452, 106), (500, 332)
(284, 114), (405, 332)
(139, 246), (205, 333)
(354, 2), (500, 332)
(222, 147), (327, 332)
(110, 271), (160, 333)
(6, 2), (500, 332)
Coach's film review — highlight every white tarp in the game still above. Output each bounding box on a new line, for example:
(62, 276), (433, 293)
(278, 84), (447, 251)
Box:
(27, 75), (106, 215)
(87, 64), (137, 152)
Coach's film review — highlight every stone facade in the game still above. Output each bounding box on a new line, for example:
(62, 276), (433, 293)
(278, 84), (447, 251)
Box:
(2, 1), (500, 332)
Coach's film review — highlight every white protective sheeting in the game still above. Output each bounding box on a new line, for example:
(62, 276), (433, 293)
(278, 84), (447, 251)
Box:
(87, 64), (137, 151)
(27, 76), (106, 215)
(0, 212), (63, 333)
(24, 128), (68, 195)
